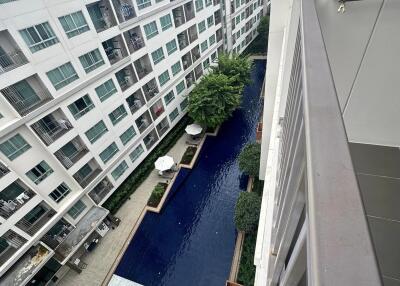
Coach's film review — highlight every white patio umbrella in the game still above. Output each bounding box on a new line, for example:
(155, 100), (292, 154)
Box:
(154, 155), (174, 171)
(185, 123), (203, 135)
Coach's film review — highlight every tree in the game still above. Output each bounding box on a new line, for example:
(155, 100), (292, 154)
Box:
(188, 73), (242, 128)
(213, 53), (253, 86)
(257, 16), (269, 44)
(234, 192), (261, 233)
(238, 143), (261, 177)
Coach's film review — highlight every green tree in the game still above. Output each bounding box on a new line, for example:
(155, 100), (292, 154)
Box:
(257, 16), (269, 44)
(238, 143), (261, 177)
(188, 73), (242, 128)
(213, 53), (253, 86)
(234, 192), (261, 233)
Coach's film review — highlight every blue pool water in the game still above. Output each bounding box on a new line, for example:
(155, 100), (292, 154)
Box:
(115, 60), (266, 286)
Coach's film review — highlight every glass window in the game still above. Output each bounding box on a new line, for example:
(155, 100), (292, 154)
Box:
(49, 183), (70, 203)
(19, 22), (59, 53)
(203, 58), (210, 69)
(129, 144), (144, 163)
(85, 120), (108, 143)
(143, 21), (158, 39)
(211, 51), (217, 61)
(68, 95), (94, 119)
(207, 15), (214, 27)
(158, 70), (170, 87)
(111, 160), (128, 180)
(151, 47), (165, 65)
(95, 79), (117, 102)
(205, 0), (212, 6)
(198, 20), (206, 33)
(180, 98), (189, 111)
(200, 40), (208, 52)
(99, 142), (119, 163)
(120, 126), (136, 145)
(209, 34), (216, 46)
(236, 16), (240, 25)
(46, 62), (79, 90)
(79, 49), (104, 73)
(160, 14), (173, 31)
(109, 105), (128, 125)
(59, 11), (89, 38)
(195, 0), (204, 11)
(169, 108), (179, 122)
(137, 0), (151, 10)
(26, 161), (53, 184)
(171, 61), (182, 76)
(0, 134), (31, 161)
(166, 39), (177, 55)
(176, 80), (185, 94)
(164, 90), (175, 106)
(67, 200), (87, 219)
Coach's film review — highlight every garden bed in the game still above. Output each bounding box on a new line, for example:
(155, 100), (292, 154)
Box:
(180, 146), (197, 165)
(237, 232), (258, 286)
(147, 182), (168, 208)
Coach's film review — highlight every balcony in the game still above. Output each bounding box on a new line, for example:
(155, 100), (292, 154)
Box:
(111, 0), (136, 23)
(0, 180), (36, 220)
(172, 6), (185, 28)
(31, 109), (72, 146)
(185, 71), (195, 88)
(1, 75), (52, 116)
(142, 78), (159, 101)
(194, 64), (203, 80)
(73, 159), (102, 188)
(177, 31), (189, 50)
(184, 1), (195, 22)
(15, 202), (56, 236)
(150, 99), (165, 120)
(214, 9), (222, 25)
(156, 117), (170, 137)
(0, 30), (28, 74)
(102, 35), (128, 65)
(188, 25), (198, 43)
(54, 137), (89, 169)
(216, 28), (223, 42)
(115, 64), (138, 91)
(0, 230), (27, 266)
(143, 129), (159, 150)
(41, 218), (75, 250)
(182, 52), (192, 70)
(191, 45), (201, 62)
(123, 26), (145, 54)
(87, 0), (117, 33)
(134, 55), (152, 79)
(135, 111), (152, 133)
(126, 89), (145, 114)
(0, 161), (9, 179)
(88, 177), (114, 204)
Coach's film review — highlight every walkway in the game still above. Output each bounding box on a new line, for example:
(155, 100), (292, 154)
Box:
(58, 135), (189, 286)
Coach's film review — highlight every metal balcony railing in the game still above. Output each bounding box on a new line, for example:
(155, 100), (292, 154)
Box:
(0, 50), (28, 74)
(0, 189), (36, 219)
(55, 145), (88, 169)
(74, 168), (102, 188)
(31, 118), (72, 146)
(88, 179), (114, 204)
(16, 208), (56, 236)
(0, 162), (9, 178)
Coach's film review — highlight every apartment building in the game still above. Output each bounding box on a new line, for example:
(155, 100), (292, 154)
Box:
(0, 0), (266, 285)
(256, 0), (399, 285)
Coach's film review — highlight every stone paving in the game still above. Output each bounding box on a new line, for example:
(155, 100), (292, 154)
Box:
(58, 135), (189, 286)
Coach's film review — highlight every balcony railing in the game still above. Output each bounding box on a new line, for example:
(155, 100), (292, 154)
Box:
(55, 145), (88, 169)
(0, 50), (28, 74)
(0, 162), (9, 178)
(74, 168), (102, 188)
(16, 207), (56, 236)
(31, 118), (73, 146)
(0, 189), (36, 219)
(88, 178), (114, 204)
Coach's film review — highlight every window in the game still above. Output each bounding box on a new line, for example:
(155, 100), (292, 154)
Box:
(130, 145), (144, 163)
(160, 14), (173, 31)
(109, 105), (128, 125)
(195, 0), (203, 11)
(166, 39), (177, 55)
(158, 70), (170, 87)
(68, 95), (94, 119)
(203, 58), (210, 69)
(49, 183), (70, 203)
(19, 22), (59, 53)
(200, 40), (208, 52)
(236, 16), (240, 25)
(235, 0), (240, 8)
(86, 121), (108, 143)
(211, 51), (217, 61)
(151, 48), (165, 65)
(205, 0), (212, 6)
(143, 21), (158, 40)
(99, 142), (119, 163)
(0, 134), (31, 161)
(111, 160), (128, 180)
(198, 20), (206, 33)
(120, 126), (136, 145)
(79, 49), (104, 73)
(209, 34), (216, 46)
(26, 161), (53, 184)
(171, 61), (182, 76)
(137, 0), (151, 10)
(169, 108), (179, 122)
(207, 15), (214, 27)
(176, 81), (185, 94)
(164, 91), (175, 105)
(59, 11), (89, 38)
(46, 62), (79, 90)
(95, 79), (117, 102)
(180, 98), (189, 111)
(67, 200), (87, 219)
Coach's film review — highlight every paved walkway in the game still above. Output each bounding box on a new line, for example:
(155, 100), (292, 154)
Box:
(58, 135), (189, 286)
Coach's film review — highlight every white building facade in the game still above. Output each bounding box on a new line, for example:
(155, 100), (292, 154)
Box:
(0, 0), (266, 284)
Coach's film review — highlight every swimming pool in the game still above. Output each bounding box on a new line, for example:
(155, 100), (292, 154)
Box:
(114, 60), (266, 286)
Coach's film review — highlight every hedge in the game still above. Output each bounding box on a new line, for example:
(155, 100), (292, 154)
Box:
(103, 115), (193, 214)
(237, 231), (258, 286)
(180, 146), (197, 165)
(147, 182), (168, 208)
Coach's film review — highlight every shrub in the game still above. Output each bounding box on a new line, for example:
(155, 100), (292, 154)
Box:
(180, 146), (197, 165)
(237, 231), (258, 286)
(234, 192), (261, 233)
(213, 53), (253, 86)
(147, 183), (168, 208)
(238, 143), (261, 177)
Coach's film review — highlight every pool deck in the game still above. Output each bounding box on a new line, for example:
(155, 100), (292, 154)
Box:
(58, 135), (189, 286)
